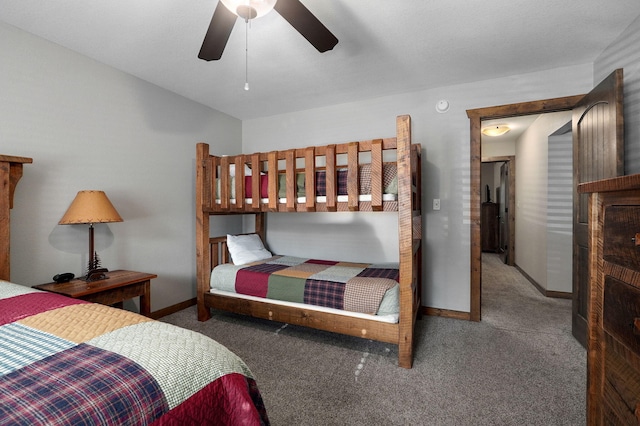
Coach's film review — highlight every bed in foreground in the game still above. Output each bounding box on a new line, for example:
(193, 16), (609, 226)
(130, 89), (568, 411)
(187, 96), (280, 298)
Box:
(0, 154), (269, 425)
(0, 280), (269, 425)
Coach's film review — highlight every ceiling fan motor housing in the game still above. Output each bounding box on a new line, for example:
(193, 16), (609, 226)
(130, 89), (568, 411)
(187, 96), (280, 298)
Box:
(221, 0), (277, 20)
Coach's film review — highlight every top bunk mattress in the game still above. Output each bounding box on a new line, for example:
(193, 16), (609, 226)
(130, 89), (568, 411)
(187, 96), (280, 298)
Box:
(215, 163), (398, 204)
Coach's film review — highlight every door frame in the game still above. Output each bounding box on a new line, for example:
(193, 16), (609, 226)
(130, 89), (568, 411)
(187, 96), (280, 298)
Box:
(466, 95), (585, 321)
(481, 156), (515, 266)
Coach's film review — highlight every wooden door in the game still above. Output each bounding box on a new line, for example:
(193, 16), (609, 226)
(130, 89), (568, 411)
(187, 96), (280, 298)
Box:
(499, 162), (509, 264)
(481, 202), (499, 252)
(572, 69), (624, 348)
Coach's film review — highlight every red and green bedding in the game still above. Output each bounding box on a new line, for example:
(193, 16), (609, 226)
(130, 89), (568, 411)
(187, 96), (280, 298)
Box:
(210, 256), (400, 319)
(0, 281), (269, 425)
(217, 163), (398, 200)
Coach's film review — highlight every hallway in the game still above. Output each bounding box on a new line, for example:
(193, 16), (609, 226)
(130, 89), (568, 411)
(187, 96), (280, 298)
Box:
(481, 253), (574, 336)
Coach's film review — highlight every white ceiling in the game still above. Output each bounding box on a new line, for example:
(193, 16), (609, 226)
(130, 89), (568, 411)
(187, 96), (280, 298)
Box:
(2, 1), (640, 120)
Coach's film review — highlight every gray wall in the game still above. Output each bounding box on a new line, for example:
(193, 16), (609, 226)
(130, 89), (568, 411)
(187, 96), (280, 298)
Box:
(4, 11), (640, 315)
(513, 112), (572, 292)
(595, 14), (640, 173)
(1, 22), (242, 311)
(242, 69), (593, 313)
(547, 129), (573, 293)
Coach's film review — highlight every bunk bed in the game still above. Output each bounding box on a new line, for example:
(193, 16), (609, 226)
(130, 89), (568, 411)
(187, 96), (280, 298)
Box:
(0, 155), (269, 425)
(196, 115), (422, 368)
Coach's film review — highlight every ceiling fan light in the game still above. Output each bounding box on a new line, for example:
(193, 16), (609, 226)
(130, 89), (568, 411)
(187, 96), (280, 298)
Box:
(481, 125), (511, 137)
(221, 0), (277, 20)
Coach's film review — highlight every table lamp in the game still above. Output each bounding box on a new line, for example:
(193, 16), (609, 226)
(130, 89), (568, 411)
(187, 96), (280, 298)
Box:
(59, 190), (123, 281)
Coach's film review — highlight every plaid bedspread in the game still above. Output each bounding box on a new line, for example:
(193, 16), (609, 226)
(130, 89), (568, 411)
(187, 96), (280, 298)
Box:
(234, 256), (398, 315)
(0, 281), (269, 426)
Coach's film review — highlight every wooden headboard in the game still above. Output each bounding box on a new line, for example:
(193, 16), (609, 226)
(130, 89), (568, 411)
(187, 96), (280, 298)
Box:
(0, 154), (33, 281)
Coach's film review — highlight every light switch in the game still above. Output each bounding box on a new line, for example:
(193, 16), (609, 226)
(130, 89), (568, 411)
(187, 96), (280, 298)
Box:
(433, 199), (441, 210)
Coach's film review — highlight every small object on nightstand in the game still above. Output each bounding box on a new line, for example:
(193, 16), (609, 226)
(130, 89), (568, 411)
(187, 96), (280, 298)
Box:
(53, 272), (75, 283)
(86, 268), (108, 282)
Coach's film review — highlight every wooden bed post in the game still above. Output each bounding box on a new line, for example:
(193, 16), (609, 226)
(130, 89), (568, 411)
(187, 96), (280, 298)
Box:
(396, 115), (415, 368)
(0, 155), (32, 282)
(255, 212), (266, 244)
(196, 143), (212, 321)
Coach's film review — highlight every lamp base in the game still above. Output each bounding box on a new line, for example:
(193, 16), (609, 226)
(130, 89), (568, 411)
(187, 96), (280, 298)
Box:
(84, 268), (109, 282)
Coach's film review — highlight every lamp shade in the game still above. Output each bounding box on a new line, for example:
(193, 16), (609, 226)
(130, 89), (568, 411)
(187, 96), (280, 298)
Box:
(59, 190), (123, 225)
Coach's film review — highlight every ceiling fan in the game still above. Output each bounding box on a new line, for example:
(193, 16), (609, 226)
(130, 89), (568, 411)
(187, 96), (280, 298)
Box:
(198, 0), (339, 61)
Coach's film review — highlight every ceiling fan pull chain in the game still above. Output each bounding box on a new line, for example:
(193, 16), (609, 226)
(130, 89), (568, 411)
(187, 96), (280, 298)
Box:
(244, 18), (250, 91)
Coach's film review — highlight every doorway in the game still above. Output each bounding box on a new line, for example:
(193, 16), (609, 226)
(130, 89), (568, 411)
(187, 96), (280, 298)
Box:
(481, 117), (573, 298)
(466, 95), (584, 321)
(481, 156), (515, 266)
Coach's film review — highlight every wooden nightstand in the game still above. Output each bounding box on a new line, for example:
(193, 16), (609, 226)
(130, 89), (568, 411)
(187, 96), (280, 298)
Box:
(33, 270), (157, 317)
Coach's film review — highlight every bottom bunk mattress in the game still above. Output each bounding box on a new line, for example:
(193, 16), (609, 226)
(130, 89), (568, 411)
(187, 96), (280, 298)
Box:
(210, 255), (400, 323)
(0, 280), (269, 426)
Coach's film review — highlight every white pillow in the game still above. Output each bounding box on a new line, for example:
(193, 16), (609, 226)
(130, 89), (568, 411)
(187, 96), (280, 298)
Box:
(227, 234), (272, 265)
(228, 164), (252, 177)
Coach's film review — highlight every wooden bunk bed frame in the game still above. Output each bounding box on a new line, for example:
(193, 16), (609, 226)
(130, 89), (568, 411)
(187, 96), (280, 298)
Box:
(0, 154), (32, 281)
(195, 115), (422, 368)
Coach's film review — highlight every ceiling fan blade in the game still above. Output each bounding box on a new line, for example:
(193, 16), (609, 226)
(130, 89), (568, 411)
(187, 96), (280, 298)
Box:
(198, 1), (237, 61)
(274, 0), (338, 53)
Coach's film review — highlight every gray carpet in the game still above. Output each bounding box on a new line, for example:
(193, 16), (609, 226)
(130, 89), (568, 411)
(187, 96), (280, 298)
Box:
(160, 254), (586, 425)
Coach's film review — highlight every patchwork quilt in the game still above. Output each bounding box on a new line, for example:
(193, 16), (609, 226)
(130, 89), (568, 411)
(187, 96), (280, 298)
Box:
(0, 281), (269, 426)
(212, 256), (399, 315)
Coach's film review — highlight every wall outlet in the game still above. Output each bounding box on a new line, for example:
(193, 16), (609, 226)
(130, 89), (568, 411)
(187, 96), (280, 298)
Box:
(433, 198), (441, 210)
